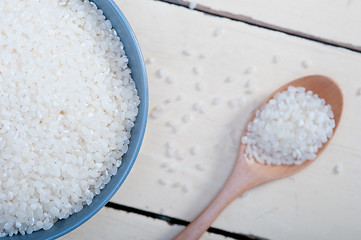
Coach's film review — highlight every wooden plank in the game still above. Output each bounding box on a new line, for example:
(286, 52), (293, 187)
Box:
(167, 0), (361, 51)
(61, 207), (227, 240)
(108, 0), (361, 239)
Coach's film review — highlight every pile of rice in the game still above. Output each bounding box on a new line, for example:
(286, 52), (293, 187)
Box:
(0, 0), (139, 236)
(242, 86), (335, 165)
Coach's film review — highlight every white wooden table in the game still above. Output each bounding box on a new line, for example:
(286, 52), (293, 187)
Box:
(62, 1), (361, 239)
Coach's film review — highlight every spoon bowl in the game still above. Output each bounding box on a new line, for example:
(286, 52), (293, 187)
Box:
(242, 75), (343, 181)
(174, 75), (343, 240)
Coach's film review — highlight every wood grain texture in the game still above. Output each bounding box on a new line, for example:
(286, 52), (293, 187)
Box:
(179, 0), (361, 51)
(108, 0), (361, 239)
(60, 207), (228, 240)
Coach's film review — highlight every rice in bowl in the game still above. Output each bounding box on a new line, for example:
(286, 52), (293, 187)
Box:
(0, 0), (139, 236)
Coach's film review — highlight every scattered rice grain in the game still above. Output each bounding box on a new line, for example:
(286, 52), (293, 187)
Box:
(245, 66), (257, 74)
(168, 166), (179, 173)
(176, 94), (184, 101)
(166, 141), (175, 149)
(213, 27), (225, 37)
(196, 81), (204, 91)
(212, 97), (223, 105)
(158, 178), (170, 186)
(165, 76), (176, 84)
(193, 66), (203, 75)
(182, 114), (193, 123)
(161, 162), (171, 168)
(238, 96), (246, 106)
(245, 79), (255, 88)
(189, 1), (197, 9)
(356, 88), (361, 96)
(175, 148), (186, 160)
(195, 164), (206, 171)
(182, 183), (191, 193)
(156, 68), (166, 78)
(166, 120), (178, 128)
(183, 49), (193, 56)
(301, 60), (312, 68)
(164, 98), (176, 104)
(225, 75), (236, 83)
(199, 52), (210, 59)
(173, 181), (185, 188)
(172, 125), (183, 134)
(190, 145), (200, 155)
(166, 148), (175, 158)
(334, 164), (343, 174)
(272, 55), (281, 63)
(245, 87), (257, 95)
(146, 57), (155, 64)
(228, 99), (239, 109)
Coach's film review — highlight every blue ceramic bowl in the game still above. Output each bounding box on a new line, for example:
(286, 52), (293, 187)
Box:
(5, 1), (148, 239)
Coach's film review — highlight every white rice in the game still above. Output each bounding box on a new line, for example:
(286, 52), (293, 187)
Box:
(333, 164), (343, 174)
(188, 2), (197, 10)
(242, 86), (334, 165)
(0, 0), (139, 236)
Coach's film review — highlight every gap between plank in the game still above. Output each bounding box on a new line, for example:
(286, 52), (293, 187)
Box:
(156, 0), (361, 54)
(105, 202), (267, 240)
(108, 2), (349, 239)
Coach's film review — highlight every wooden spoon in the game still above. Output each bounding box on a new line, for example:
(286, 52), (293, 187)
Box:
(174, 75), (343, 240)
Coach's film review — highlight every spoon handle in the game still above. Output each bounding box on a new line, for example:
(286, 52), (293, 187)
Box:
(173, 159), (255, 240)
